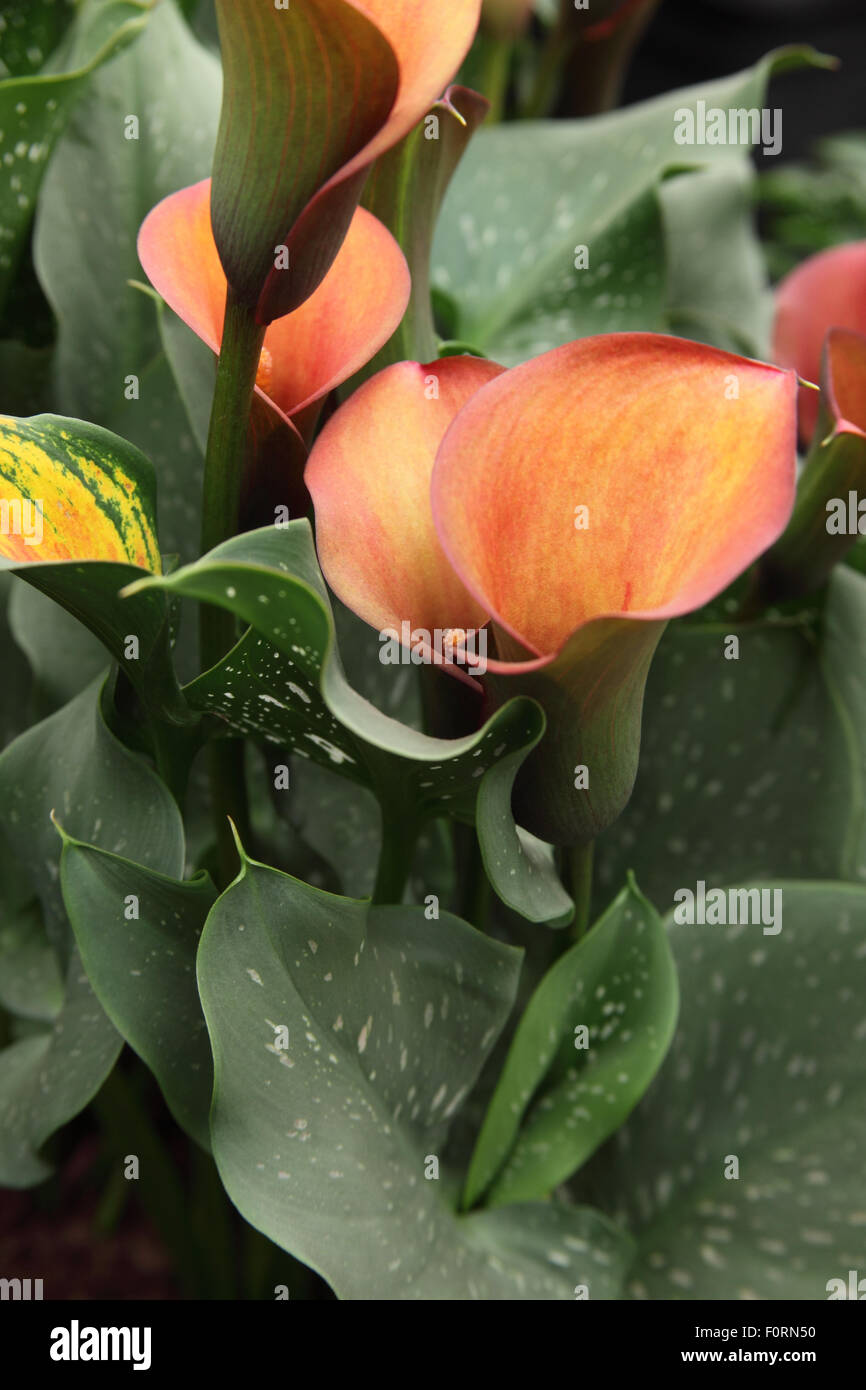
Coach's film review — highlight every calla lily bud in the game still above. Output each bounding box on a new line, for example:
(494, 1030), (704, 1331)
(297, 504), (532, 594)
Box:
(209, 0), (481, 323)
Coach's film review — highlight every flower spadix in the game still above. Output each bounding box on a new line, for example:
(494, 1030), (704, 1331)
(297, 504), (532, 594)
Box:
(308, 334), (797, 844)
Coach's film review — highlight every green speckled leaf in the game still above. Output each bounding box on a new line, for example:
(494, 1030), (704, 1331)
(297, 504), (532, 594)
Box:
(33, 0), (220, 561)
(7, 582), (107, 708)
(0, 0), (151, 309)
(465, 877), (677, 1209)
(0, 895), (61, 1024)
(0, 413), (192, 724)
(0, 572), (35, 748)
(595, 567), (866, 913)
(0, 1), (77, 81)
(476, 739), (574, 925)
(578, 882), (866, 1300)
(59, 836), (216, 1150)
(432, 49), (824, 364)
(0, 676), (184, 953)
(662, 161), (772, 357)
(276, 758), (381, 900)
(0, 955), (122, 1186)
(197, 844), (631, 1298)
(132, 521), (571, 922)
(0, 676), (188, 1185)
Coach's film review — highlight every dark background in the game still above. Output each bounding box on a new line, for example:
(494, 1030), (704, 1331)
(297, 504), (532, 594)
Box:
(624, 0), (866, 162)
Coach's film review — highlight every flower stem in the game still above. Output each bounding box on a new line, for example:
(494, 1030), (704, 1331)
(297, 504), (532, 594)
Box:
(92, 1066), (205, 1297)
(479, 36), (512, 124)
(568, 840), (595, 941)
(208, 738), (251, 889)
(373, 807), (419, 905)
(521, 20), (574, 119)
(199, 286), (267, 669)
(460, 824), (492, 930)
(199, 287), (265, 881)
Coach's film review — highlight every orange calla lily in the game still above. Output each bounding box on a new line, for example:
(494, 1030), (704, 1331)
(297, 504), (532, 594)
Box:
(761, 326), (866, 602)
(210, 0), (482, 321)
(307, 335), (797, 842)
(138, 179), (411, 436)
(432, 336), (794, 657)
(773, 240), (866, 443)
(307, 356), (503, 639)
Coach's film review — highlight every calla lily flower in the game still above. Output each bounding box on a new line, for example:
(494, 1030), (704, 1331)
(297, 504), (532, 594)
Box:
(773, 240), (866, 443)
(138, 178), (411, 441)
(209, 0), (482, 321)
(307, 336), (797, 843)
(761, 325), (866, 601)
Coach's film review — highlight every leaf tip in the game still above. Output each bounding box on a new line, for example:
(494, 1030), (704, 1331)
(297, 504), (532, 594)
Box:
(227, 817), (251, 870)
(119, 574), (159, 599)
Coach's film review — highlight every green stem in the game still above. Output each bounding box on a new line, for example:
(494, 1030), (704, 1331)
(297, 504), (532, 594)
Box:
(208, 738), (251, 889)
(198, 287), (265, 879)
(521, 22), (574, 119)
(480, 36), (512, 124)
(93, 1166), (128, 1234)
(199, 286), (267, 670)
(189, 1145), (237, 1299)
(460, 824), (492, 931)
(92, 1067), (204, 1297)
(568, 840), (594, 940)
(373, 803), (419, 905)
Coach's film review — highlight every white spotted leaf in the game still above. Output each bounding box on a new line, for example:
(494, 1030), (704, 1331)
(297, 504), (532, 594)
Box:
(432, 49), (824, 365)
(132, 519), (571, 923)
(577, 882), (866, 1300)
(58, 836), (217, 1151)
(596, 566), (866, 909)
(464, 876), (678, 1208)
(33, 0), (221, 561)
(0, 676), (186, 1184)
(197, 844), (633, 1298)
(0, 0), (152, 311)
